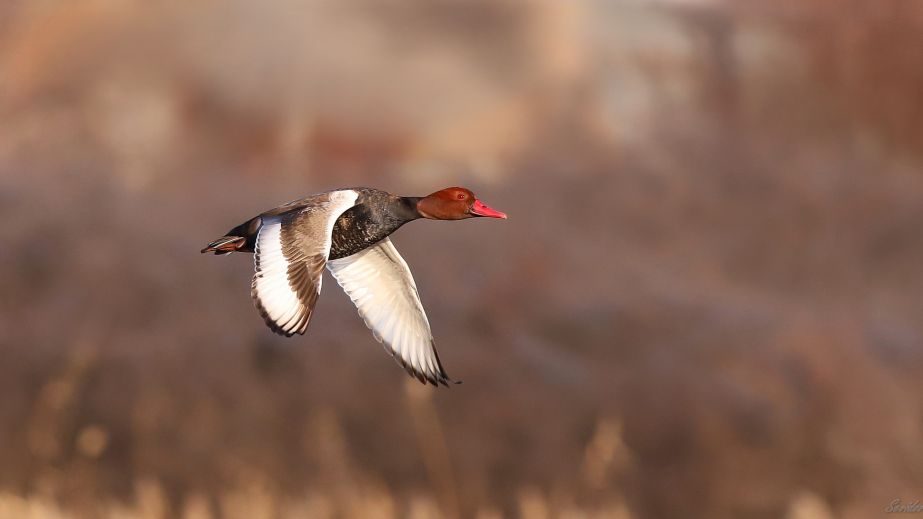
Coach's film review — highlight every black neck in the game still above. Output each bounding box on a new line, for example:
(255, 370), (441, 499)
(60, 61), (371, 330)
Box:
(395, 196), (423, 222)
(329, 195), (421, 260)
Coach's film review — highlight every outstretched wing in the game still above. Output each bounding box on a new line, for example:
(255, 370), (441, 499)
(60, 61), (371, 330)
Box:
(251, 190), (358, 336)
(326, 238), (454, 385)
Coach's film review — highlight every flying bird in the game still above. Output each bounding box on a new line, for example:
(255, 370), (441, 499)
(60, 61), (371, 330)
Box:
(202, 187), (507, 386)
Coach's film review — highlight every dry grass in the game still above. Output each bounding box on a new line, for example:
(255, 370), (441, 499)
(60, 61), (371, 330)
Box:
(2, 0), (923, 518)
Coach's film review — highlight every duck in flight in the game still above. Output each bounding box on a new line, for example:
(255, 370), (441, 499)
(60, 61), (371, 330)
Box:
(202, 187), (507, 386)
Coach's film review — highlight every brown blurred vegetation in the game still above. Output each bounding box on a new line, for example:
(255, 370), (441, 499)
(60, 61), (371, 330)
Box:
(1, 0), (922, 518)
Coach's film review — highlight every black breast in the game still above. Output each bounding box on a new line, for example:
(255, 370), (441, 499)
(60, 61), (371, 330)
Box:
(328, 191), (418, 260)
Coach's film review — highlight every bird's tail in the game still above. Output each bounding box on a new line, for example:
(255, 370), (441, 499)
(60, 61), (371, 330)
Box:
(201, 235), (246, 255)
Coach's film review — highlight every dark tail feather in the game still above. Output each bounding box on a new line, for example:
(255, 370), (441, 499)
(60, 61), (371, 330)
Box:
(201, 236), (246, 255)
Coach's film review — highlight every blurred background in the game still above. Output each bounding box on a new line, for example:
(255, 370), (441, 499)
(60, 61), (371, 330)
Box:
(2, 0), (923, 518)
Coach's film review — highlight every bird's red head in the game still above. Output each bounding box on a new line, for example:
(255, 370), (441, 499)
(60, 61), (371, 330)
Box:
(416, 187), (508, 220)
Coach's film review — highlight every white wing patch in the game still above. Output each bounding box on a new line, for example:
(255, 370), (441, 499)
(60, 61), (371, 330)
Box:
(327, 237), (453, 385)
(251, 190), (358, 336)
(252, 219), (306, 334)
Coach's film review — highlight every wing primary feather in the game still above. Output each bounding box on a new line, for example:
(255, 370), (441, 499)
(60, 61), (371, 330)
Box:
(327, 238), (456, 386)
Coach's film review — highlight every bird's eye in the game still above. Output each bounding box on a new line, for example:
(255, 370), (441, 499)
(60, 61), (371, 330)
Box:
(456, 193), (466, 200)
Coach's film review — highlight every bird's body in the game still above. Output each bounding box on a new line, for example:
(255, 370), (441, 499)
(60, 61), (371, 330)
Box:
(217, 188), (419, 259)
(202, 186), (507, 385)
